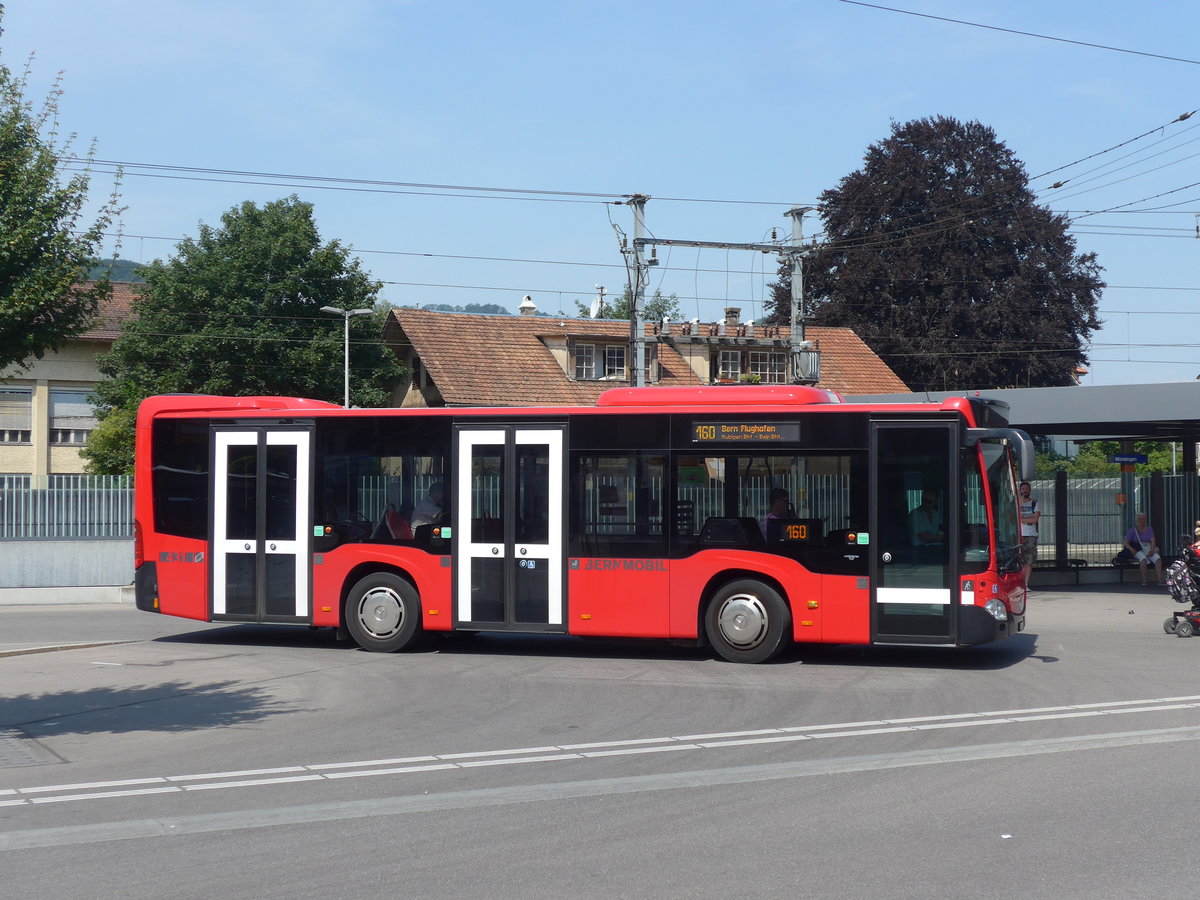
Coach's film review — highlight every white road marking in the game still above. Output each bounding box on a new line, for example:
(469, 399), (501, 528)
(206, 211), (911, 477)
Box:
(5, 724), (1200, 852)
(5, 693), (1200, 809)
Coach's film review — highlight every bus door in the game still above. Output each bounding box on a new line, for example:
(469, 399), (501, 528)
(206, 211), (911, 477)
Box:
(211, 426), (312, 623)
(870, 421), (959, 644)
(454, 425), (565, 631)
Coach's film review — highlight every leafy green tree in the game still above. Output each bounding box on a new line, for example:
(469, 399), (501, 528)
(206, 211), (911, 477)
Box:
(1063, 440), (1180, 477)
(768, 116), (1103, 391)
(84, 196), (405, 474)
(0, 14), (122, 371)
(419, 302), (512, 315)
(574, 288), (682, 322)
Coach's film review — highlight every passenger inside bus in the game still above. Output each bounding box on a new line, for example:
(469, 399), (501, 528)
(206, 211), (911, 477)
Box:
(908, 489), (944, 546)
(760, 487), (793, 538)
(410, 481), (445, 529)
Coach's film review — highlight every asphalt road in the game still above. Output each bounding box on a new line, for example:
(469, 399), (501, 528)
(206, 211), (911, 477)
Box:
(1, 584), (1197, 899)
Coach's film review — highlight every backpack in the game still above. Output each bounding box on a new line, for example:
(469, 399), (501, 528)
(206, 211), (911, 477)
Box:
(1166, 559), (1198, 605)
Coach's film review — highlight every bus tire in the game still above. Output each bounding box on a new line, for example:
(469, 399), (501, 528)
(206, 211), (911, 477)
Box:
(345, 572), (423, 652)
(705, 579), (791, 664)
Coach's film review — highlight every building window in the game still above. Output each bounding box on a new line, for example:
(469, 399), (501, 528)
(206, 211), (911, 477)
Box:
(644, 343), (659, 384)
(748, 351), (786, 384)
(718, 350), (741, 382)
(604, 345), (626, 379)
(0, 387), (32, 444)
(572, 342), (630, 381)
(574, 343), (596, 380)
(49, 389), (97, 444)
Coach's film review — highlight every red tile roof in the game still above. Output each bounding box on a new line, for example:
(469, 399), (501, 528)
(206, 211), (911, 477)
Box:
(79, 281), (139, 342)
(387, 308), (906, 406)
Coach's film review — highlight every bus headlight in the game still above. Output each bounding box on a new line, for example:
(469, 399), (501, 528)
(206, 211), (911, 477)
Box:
(984, 597), (1008, 621)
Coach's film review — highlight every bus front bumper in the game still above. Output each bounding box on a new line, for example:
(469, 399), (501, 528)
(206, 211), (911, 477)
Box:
(959, 603), (1024, 645)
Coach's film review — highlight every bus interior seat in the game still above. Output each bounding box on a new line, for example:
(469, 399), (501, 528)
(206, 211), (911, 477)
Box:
(698, 516), (766, 551)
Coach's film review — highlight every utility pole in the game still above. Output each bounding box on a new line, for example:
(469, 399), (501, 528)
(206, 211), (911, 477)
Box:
(320, 305), (373, 407)
(786, 207), (816, 384)
(626, 194), (650, 387)
(626, 206), (821, 385)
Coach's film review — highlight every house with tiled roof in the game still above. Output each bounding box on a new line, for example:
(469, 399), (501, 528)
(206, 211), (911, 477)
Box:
(0, 282), (137, 479)
(384, 300), (907, 408)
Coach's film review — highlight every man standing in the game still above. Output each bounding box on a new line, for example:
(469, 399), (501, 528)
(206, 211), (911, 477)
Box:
(1019, 481), (1040, 587)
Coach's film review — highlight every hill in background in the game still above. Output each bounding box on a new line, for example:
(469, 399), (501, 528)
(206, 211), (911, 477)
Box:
(89, 258), (145, 282)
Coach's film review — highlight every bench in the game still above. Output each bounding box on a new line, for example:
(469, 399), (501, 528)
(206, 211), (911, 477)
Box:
(1112, 552), (1172, 583)
(1032, 559), (1087, 584)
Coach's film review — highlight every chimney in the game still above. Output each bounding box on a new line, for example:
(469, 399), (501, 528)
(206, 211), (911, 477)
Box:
(724, 307), (741, 327)
(518, 295), (537, 316)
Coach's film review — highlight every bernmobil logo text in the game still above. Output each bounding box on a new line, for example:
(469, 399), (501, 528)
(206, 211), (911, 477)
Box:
(160, 551), (205, 563)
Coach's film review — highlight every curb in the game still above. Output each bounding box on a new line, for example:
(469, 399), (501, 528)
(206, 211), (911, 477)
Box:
(0, 585), (135, 606)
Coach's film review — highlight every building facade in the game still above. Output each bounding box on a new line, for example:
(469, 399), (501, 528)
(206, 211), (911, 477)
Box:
(0, 283), (134, 479)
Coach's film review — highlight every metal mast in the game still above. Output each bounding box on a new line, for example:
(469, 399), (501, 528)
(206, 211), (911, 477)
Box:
(625, 203), (820, 385)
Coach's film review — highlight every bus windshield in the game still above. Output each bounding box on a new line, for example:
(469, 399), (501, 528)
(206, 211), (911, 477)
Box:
(981, 442), (1022, 574)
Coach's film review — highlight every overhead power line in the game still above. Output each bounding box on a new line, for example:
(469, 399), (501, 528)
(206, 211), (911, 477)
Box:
(61, 157), (813, 209)
(838, 1), (1200, 66)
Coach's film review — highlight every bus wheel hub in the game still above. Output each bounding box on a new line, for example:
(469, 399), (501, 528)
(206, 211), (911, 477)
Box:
(361, 588), (403, 636)
(717, 594), (768, 648)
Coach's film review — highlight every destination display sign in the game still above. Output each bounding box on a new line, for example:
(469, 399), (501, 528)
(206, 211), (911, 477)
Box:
(691, 421), (801, 443)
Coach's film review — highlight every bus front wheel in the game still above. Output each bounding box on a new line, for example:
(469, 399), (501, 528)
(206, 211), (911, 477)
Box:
(705, 579), (791, 664)
(345, 572), (423, 652)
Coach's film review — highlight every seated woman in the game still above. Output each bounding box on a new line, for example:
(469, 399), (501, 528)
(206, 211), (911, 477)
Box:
(1124, 513), (1163, 586)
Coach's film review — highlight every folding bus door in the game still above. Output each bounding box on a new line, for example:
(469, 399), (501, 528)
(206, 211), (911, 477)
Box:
(454, 426), (565, 631)
(869, 421), (959, 644)
(211, 426), (312, 623)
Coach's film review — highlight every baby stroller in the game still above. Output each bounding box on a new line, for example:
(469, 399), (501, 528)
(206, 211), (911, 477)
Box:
(1164, 538), (1200, 637)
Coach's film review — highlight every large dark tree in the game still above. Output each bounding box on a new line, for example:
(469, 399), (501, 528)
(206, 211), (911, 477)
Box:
(84, 197), (405, 473)
(768, 116), (1103, 391)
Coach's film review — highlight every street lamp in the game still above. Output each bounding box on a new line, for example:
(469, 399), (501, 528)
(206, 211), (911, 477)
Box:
(320, 305), (373, 407)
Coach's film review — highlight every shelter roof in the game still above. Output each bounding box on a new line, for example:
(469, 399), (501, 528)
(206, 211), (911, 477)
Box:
(850, 382), (1200, 441)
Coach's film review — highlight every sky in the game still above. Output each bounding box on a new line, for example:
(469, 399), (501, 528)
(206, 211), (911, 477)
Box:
(3, 0), (1198, 388)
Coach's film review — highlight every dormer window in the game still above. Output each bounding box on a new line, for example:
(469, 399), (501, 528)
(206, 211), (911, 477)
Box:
(714, 349), (787, 383)
(574, 343), (596, 379)
(748, 350), (786, 383)
(718, 350), (741, 382)
(604, 345), (626, 379)
(572, 341), (628, 381)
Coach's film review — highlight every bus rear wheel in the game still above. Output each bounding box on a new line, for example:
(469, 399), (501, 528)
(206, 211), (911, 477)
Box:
(346, 572), (422, 652)
(705, 579), (791, 664)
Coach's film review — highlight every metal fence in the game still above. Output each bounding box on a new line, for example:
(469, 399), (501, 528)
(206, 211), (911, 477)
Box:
(5, 471), (1200, 565)
(1025, 472), (1200, 569)
(0, 475), (134, 539)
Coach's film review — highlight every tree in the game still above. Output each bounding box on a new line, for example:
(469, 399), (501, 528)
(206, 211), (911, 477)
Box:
(574, 288), (682, 322)
(767, 116), (1103, 391)
(0, 14), (122, 371)
(418, 302), (511, 315)
(1062, 440), (1180, 477)
(84, 196), (405, 474)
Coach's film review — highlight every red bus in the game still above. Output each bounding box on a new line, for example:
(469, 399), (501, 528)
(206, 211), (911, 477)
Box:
(133, 385), (1033, 663)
